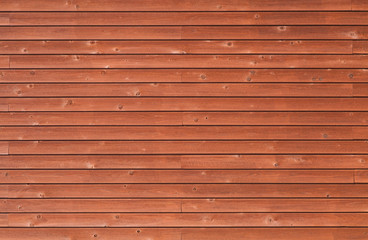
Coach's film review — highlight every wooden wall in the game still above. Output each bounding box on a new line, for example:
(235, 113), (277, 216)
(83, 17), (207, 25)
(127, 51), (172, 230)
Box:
(1, 0), (368, 239)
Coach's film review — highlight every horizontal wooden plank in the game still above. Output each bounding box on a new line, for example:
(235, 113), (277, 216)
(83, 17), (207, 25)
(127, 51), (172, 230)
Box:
(0, 56), (9, 68)
(3, 83), (366, 97)
(6, 141), (368, 154)
(2, 12), (368, 25)
(352, 0), (368, 10)
(1, 228), (367, 240)
(0, 40), (354, 54)
(1, 112), (368, 126)
(182, 228), (368, 240)
(0, 155), (367, 169)
(0, 170), (354, 183)
(3, 184), (368, 198)
(0, 0), (353, 11)
(1, 126), (368, 140)
(180, 155), (368, 169)
(1, 199), (181, 212)
(0, 104), (9, 111)
(355, 170), (368, 183)
(0, 142), (8, 155)
(182, 199), (368, 212)
(2, 199), (367, 213)
(0, 228), (180, 240)
(181, 26), (368, 40)
(1, 69), (366, 83)
(0, 27), (182, 40)
(2, 98), (368, 112)
(9, 55), (368, 68)
(1, 26), (367, 40)
(4, 213), (368, 227)
(353, 41), (368, 54)
(0, 155), (181, 169)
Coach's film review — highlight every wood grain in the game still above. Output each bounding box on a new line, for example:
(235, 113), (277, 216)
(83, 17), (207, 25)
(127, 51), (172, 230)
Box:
(1, 26), (367, 40)
(1, 69), (366, 83)
(6, 140), (368, 154)
(3, 184), (368, 198)
(352, 0), (368, 10)
(0, 40), (354, 54)
(8, 55), (368, 68)
(1, 228), (367, 240)
(4, 213), (368, 227)
(0, 170), (354, 183)
(0, 56), (9, 68)
(2, 0), (366, 235)
(3, 98), (368, 111)
(355, 170), (368, 183)
(2, 12), (367, 25)
(181, 199), (368, 212)
(1, 126), (367, 140)
(1, 199), (181, 212)
(0, 142), (8, 155)
(1, 155), (367, 169)
(2, 199), (367, 213)
(182, 228), (368, 240)
(1, 112), (368, 126)
(3, 83), (366, 97)
(0, 0), (353, 11)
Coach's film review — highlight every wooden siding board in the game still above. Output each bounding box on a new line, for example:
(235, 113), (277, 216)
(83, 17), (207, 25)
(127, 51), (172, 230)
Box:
(1, 26), (367, 40)
(2, 199), (368, 213)
(2, 12), (368, 26)
(5, 213), (368, 227)
(0, 155), (367, 169)
(1, 0), (366, 237)
(8, 55), (368, 69)
(4, 184), (368, 198)
(1, 69), (367, 83)
(0, 228), (367, 240)
(1, 112), (368, 126)
(1, 126), (368, 140)
(0, 83), (361, 97)
(0, 170), (355, 183)
(3, 98), (368, 111)
(0, 40), (355, 54)
(6, 140), (368, 154)
(0, 0), (353, 11)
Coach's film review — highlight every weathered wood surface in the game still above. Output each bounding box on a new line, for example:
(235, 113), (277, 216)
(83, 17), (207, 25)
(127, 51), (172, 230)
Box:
(1, 1), (367, 238)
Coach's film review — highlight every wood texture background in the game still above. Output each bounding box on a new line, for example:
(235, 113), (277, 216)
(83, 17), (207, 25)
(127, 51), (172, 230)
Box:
(1, 0), (368, 239)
